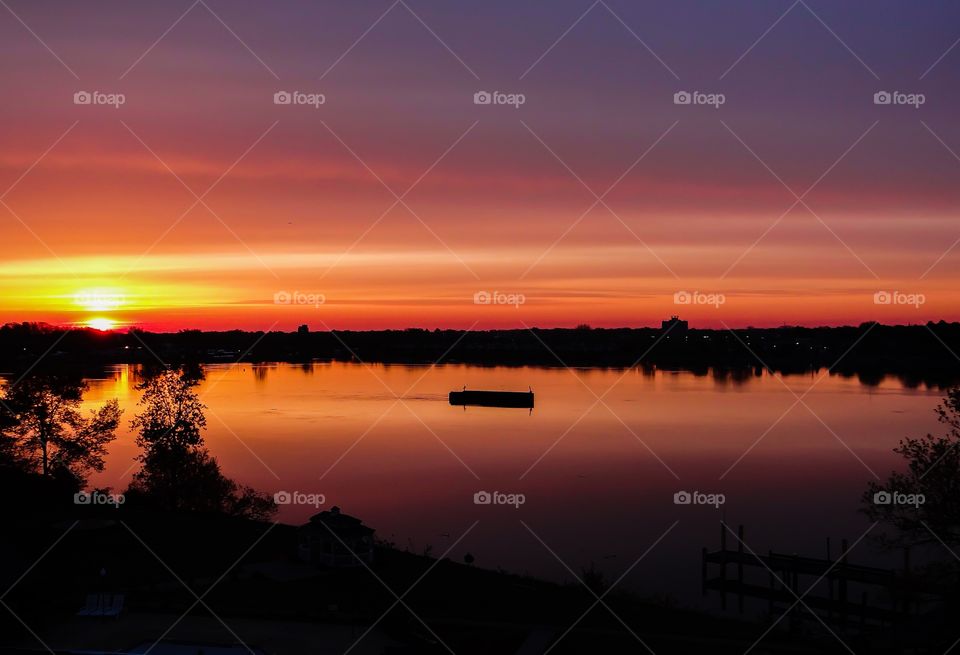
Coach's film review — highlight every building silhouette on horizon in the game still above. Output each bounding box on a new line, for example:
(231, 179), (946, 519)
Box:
(661, 316), (688, 334)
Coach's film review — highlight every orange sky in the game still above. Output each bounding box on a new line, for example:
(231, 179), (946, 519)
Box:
(1, 1), (958, 331)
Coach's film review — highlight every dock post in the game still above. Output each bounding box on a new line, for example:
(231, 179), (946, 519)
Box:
(768, 549), (775, 616)
(791, 554), (799, 595)
(902, 546), (911, 615)
(737, 525), (744, 614)
(788, 554), (799, 633)
(720, 522), (727, 611)
(701, 547), (707, 596)
(826, 537), (833, 622)
(860, 591), (867, 629)
(839, 538), (849, 628)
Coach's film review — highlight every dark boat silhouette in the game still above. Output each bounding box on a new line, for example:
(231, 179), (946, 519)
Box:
(449, 388), (534, 409)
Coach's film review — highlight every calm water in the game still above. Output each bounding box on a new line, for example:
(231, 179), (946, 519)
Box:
(78, 362), (943, 609)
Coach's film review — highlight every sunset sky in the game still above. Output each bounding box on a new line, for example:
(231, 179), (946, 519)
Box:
(1, 0), (959, 331)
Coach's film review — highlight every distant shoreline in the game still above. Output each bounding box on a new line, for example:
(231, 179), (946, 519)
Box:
(3, 321), (960, 387)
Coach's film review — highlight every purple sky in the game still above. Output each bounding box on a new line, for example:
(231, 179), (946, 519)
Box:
(1, 0), (959, 329)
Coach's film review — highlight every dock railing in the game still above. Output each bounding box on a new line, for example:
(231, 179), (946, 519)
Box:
(701, 522), (943, 630)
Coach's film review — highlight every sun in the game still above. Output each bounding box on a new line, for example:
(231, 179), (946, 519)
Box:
(85, 317), (117, 331)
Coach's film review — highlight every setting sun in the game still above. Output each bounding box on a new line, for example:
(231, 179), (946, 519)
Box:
(85, 317), (117, 331)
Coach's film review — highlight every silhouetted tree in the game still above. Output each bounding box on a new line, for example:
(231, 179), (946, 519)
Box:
(129, 446), (276, 520)
(580, 562), (607, 595)
(127, 369), (275, 520)
(863, 387), (960, 548)
(0, 402), (22, 470)
(131, 369), (206, 452)
(0, 374), (121, 484)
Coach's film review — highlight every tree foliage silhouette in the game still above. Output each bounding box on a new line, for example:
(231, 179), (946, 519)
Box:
(131, 368), (206, 451)
(864, 387), (960, 547)
(127, 369), (275, 520)
(0, 374), (120, 484)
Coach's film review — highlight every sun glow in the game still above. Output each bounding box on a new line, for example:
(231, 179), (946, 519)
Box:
(74, 288), (125, 312)
(85, 317), (117, 331)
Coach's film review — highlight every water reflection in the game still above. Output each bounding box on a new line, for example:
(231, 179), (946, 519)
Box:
(56, 362), (946, 607)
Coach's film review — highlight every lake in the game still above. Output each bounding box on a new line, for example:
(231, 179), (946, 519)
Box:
(78, 362), (944, 610)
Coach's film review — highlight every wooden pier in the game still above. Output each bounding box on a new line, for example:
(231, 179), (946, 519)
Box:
(701, 523), (940, 629)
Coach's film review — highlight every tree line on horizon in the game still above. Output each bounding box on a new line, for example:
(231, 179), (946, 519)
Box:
(3, 321), (960, 387)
